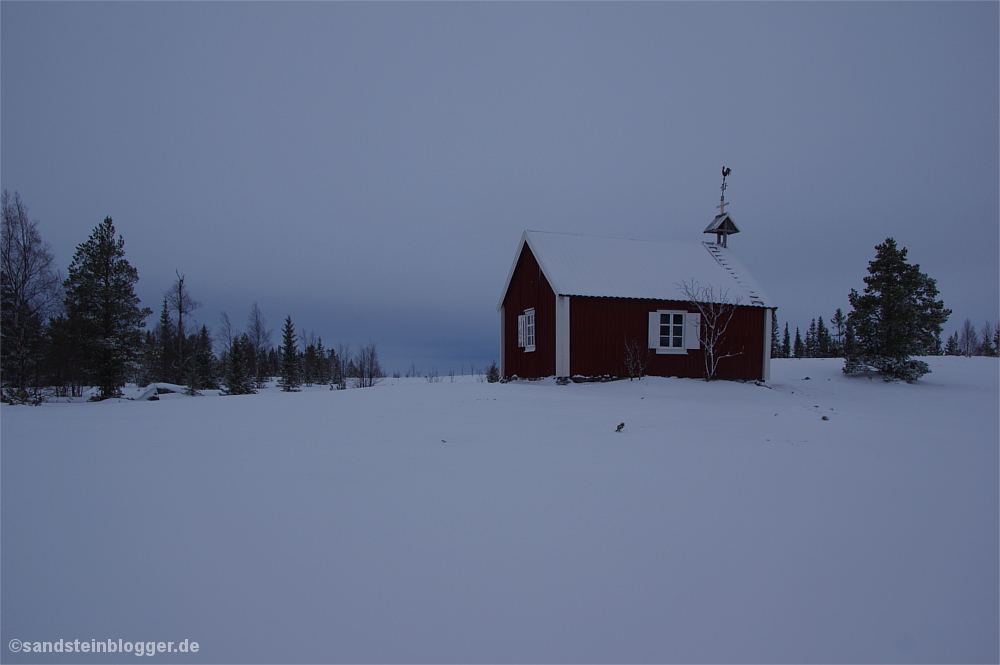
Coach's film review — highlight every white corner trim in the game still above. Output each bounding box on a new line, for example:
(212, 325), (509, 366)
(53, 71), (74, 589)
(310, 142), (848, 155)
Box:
(556, 296), (570, 376)
(762, 308), (772, 382)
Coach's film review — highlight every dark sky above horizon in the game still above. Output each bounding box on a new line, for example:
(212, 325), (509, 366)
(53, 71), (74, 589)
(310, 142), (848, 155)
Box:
(3, 2), (997, 373)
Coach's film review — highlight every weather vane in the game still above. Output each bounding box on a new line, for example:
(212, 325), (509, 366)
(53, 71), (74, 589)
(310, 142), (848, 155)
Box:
(718, 166), (732, 216)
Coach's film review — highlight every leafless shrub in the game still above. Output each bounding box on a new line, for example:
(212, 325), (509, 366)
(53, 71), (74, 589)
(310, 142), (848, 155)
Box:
(623, 334), (650, 380)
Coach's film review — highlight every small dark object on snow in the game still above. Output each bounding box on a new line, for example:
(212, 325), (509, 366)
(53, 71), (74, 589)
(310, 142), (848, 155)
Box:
(822, 416), (830, 421)
(616, 422), (625, 433)
(803, 377), (811, 380)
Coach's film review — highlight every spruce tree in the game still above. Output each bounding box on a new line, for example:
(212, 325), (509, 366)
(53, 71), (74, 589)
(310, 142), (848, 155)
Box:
(191, 325), (218, 390)
(302, 342), (317, 386)
(155, 297), (178, 382)
(944, 331), (961, 356)
(315, 338), (331, 385)
(831, 308), (847, 357)
(486, 360), (501, 383)
(805, 319), (818, 358)
(792, 327), (804, 358)
(63, 217), (152, 400)
(816, 317), (832, 358)
(223, 334), (255, 395)
(781, 323), (791, 359)
(844, 238), (950, 381)
(278, 315), (302, 392)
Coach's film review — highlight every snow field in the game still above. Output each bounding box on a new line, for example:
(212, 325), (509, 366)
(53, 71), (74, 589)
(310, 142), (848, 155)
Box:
(1, 357), (997, 663)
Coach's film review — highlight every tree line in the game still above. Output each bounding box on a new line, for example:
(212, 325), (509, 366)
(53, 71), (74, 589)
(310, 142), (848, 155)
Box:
(773, 312), (998, 360)
(773, 311), (998, 361)
(1, 191), (384, 403)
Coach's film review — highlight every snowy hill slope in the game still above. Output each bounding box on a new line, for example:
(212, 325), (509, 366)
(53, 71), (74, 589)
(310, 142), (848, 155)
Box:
(2, 357), (997, 663)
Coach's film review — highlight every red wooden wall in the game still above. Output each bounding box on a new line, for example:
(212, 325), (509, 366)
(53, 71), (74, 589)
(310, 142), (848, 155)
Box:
(500, 244), (556, 378)
(569, 296), (766, 380)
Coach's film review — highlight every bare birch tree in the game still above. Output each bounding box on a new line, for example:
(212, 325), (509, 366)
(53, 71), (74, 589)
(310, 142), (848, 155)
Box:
(958, 318), (978, 357)
(164, 271), (201, 380)
(217, 311), (237, 352)
(353, 341), (384, 388)
(246, 301), (272, 388)
(1, 190), (62, 401)
(679, 280), (743, 381)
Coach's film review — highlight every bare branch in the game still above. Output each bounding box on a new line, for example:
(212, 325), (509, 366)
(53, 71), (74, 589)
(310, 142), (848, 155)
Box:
(679, 280), (743, 381)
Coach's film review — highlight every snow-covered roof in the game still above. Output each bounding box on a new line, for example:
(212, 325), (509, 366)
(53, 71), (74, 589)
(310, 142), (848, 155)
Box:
(704, 212), (740, 234)
(498, 230), (774, 310)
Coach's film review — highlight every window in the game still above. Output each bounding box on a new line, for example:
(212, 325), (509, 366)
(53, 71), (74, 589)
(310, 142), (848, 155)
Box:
(648, 310), (700, 354)
(660, 312), (685, 349)
(517, 308), (536, 352)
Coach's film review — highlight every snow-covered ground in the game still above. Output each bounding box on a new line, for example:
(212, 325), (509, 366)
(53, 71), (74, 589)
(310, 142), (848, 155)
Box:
(2, 357), (997, 663)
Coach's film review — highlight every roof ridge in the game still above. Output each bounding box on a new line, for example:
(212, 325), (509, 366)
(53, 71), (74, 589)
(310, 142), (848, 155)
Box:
(527, 229), (700, 245)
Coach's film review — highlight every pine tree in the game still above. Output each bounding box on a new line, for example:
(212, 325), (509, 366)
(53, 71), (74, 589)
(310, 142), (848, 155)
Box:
(844, 238), (950, 382)
(781, 323), (791, 359)
(278, 315), (302, 392)
(793, 327), (804, 358)
(928, 330), (944, 356)
(63, 217), (152, 400)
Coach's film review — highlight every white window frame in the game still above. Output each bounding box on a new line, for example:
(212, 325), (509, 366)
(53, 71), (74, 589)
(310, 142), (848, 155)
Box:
(523, 308), (535, 352)
(648, 310), (700, 354)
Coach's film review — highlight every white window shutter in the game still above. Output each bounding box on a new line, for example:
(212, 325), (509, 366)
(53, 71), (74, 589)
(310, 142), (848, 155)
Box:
(685, 313), (701, 349)
(648, 311), (660, 349)
(517, 315), (526, 347)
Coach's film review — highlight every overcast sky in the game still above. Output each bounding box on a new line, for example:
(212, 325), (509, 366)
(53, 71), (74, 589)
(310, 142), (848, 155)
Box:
(2, 2), (997, 373)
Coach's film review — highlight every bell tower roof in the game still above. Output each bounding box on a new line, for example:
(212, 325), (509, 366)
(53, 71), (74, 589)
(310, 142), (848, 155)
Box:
(703, 166), (740, 247)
